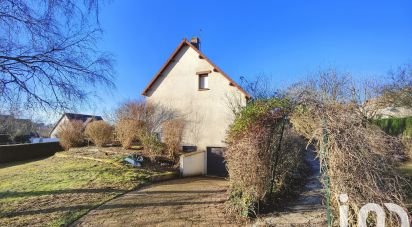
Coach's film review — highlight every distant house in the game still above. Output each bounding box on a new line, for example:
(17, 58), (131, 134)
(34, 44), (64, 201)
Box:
(363, 98), (412, 119)
(142, 37), (250, 176)
(375, 106), (412, 119)
(0, 115), (38, 144)
(50, 113), (103, 138)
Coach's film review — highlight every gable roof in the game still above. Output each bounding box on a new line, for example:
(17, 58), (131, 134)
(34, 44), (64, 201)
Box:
(50, 113), (103, 136)
(63, 113), (103, 122)
(141, 38), (251, 98)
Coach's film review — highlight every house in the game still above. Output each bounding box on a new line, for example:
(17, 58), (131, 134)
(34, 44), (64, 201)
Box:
(0, 115), (38, 144)
(363, 98), (412, 119)
(375, 107), (412, 119)
(142, 37), (250, 176)
(50, 113), (103, 138)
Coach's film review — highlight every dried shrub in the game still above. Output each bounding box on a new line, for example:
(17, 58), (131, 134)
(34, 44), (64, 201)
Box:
(116, 100), (175, 134)
(289, 105), (320, 139)
(114, 100), (177, 157)
(58, 120), (85, 150)
(115, 119), (144, 149)
(291, 103), (409, 226)
(139, 133), (165, 158)
(226, 120), (273, 217)
(287, 70), (412, 225)
(85, 121), (113, 147)
(402, 136), (412, 159)
(225, 99), (303, 218)
(162, 119), (185, 159)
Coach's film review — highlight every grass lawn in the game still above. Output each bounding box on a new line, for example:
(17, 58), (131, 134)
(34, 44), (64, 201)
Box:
(0, 147), (173, 226)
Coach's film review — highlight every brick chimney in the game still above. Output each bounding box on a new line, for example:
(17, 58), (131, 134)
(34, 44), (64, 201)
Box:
(190, 37), (200, 49)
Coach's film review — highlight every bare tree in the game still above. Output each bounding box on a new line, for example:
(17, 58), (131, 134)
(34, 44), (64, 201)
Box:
(287, 69), (353, 104)
(380, 64), (412, 108)
(224, 74), (278, 116)
(240, 74), (278, 99)
(114, 100), (177, 156)
(285, 69), (384, 118)
(0, 0), (114, 111)
(115, 100), (176, 134)
(352, 79), (384, 119)
(350, 64), (412, 119)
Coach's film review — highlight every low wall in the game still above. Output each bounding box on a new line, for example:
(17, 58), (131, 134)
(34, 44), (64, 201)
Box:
(179, 150), (206, 177)
(0, 142), (63, 163)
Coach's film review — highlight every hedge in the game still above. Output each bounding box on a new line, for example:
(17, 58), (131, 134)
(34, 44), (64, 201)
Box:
(373, 116), (412, 138)
(0, 142), (63, 163)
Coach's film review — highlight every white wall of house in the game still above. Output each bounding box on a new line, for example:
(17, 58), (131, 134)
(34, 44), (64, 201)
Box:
(376, 107), (412, 119)
(179, 150), (206, 177)
(50, 116), (69, 138)
(145, 45), (247, 152)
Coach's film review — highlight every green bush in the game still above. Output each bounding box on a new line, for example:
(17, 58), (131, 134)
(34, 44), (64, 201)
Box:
(373, 116), (412, 138)
(403, 117), (412, 138)
(229, 98), (290, 136)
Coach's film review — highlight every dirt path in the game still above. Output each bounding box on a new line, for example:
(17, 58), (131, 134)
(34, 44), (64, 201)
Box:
(71, 177), (239, 226)
(255, 149), (326, 226)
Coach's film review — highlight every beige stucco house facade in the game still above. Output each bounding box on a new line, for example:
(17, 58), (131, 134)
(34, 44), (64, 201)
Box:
(142, 38), (250, 176)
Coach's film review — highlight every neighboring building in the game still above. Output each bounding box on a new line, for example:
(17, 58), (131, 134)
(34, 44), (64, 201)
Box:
(50, 113), (103, 138)
(375, 106), (412, 119)
(0, 114), (38, 144)
(142, 37), (250, 176)
(363, 98), (412, 119)
(35, 122), (54, 138)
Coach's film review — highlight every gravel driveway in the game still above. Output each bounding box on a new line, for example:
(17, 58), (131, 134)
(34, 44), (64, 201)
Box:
(72, 177), (238, 226)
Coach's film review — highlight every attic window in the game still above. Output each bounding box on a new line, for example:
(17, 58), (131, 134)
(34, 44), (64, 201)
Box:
(198, 74), (209, 90)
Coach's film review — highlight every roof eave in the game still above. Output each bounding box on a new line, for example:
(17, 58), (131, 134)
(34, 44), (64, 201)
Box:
(141, 39), (188, 96)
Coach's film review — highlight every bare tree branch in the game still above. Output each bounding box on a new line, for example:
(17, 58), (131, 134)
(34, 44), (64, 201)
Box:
(0, 0), (114, 112)
(379, 64), (412, 108)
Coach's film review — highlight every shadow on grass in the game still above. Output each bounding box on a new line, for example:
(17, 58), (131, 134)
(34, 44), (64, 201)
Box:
(1, 199), (225, 218)
(131, 190), (226, 194)
(0, 156), (52, 169)
(0, 188), (126, 199)
(0, 204), (95, 218)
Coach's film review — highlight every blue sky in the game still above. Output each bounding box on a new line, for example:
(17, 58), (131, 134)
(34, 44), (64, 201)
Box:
(85, 0), (412, 117)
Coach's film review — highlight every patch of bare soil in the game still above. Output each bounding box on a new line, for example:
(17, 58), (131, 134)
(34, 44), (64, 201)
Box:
(65, 146), (179, 173)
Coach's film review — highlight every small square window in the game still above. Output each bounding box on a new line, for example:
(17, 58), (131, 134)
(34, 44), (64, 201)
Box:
(199, 74), (208, 90)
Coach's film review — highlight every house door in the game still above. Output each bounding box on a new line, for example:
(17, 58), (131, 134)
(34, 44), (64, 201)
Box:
(206, 147), (228, 177)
